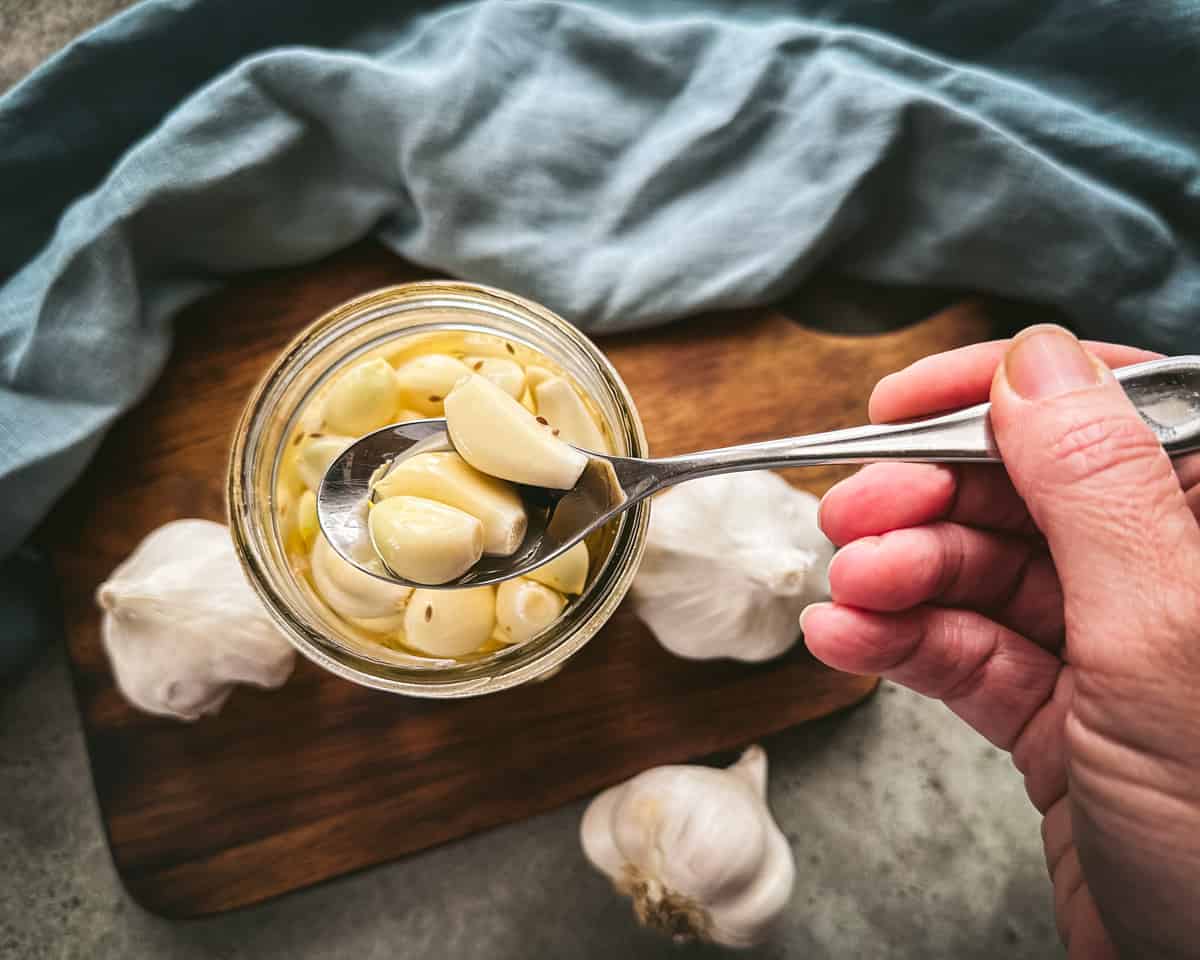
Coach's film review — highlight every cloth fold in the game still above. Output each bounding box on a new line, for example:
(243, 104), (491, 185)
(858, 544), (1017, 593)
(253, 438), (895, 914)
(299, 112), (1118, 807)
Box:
(2, 0), (1199, 668)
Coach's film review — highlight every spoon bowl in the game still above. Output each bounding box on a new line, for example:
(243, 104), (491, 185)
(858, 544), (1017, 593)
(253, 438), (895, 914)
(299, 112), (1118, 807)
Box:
(316, 419), (632, 588)
(317, 355), (1200, 589)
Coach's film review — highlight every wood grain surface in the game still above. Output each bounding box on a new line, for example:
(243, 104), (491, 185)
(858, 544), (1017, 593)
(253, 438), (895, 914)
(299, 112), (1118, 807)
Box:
(44, 242), (994, 918)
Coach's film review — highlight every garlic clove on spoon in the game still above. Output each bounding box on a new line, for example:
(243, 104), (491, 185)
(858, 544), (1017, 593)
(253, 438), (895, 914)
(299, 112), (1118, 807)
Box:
(524, 541), (589, 595)
(581, 745), (795, 948)
(96, 519), (295, 721)
(372, 451), (527, 557)
(630, 471), (833, 662)
(444, 373), (588, 489)
(368, 495), (484, 585)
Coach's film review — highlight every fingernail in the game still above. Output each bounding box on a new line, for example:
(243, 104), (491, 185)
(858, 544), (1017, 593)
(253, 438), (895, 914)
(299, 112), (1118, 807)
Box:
(799, 602), (829, 633)
(1003, 325), (1103, 401)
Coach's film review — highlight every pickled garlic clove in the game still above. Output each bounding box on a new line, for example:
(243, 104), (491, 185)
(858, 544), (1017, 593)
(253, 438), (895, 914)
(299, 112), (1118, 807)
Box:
(522, 364), (556, 393)
(297, 434), (354, 492)
(464, 356), (526, 399)
(444, 374), (588, 489)
(297, 490), (319, 547)
(310, 533), (413, 620)
(368, 496), (484, 585)
(404, 586), (496, 657)
(373, 451), (527, 556)
(457, 332), (522, 360)
(494, 577), (566, 645)
(393, 354), (472, 415)
(525, 541), (589, 595)
(533, 377), (610, 453)
(323, 358), (400, 435)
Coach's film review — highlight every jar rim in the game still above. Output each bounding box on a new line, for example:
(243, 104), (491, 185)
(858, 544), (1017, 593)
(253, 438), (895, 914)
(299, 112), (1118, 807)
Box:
(227, 280), (650, 698)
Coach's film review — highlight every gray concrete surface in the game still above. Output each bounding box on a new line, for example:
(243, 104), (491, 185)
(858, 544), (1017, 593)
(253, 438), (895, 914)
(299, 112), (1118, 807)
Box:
(1, 3), (1060, 958)
(2, 644), (1058, 960)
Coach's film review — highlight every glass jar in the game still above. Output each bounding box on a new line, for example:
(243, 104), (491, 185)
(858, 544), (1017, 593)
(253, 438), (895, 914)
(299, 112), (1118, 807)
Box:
(227, 281), (649, 698)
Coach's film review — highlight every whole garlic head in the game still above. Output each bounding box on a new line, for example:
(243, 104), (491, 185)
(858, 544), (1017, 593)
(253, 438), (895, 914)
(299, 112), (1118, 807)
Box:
(581, 746), (795, 948)
(96, 519), (295, 721)
(630, 471), (833, 662)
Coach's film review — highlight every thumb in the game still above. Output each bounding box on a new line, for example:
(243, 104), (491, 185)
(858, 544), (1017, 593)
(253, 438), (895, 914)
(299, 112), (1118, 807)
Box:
(990, 324), (1200, 671)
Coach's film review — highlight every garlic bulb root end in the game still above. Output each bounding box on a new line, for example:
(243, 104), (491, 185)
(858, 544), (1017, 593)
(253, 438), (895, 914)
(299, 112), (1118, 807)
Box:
(621, 866), (712, 944)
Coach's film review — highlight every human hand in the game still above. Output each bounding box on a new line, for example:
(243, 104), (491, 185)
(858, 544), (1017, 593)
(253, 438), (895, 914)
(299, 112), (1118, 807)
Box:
(802, 325), (1200, 959)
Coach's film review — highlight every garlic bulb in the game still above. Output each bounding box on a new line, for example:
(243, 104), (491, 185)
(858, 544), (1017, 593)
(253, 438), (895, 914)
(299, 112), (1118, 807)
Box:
(581, 746), (794, 948)
(96, 519), (295, 721)
(630, 471), (832, 662)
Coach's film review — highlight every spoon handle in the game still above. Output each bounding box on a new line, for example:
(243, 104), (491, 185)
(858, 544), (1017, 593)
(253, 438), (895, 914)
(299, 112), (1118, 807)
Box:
(646, 356), (1200, 485)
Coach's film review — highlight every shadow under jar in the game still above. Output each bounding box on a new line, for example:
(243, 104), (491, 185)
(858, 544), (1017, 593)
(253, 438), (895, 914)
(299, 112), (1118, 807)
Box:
(228, 282), (650, 698)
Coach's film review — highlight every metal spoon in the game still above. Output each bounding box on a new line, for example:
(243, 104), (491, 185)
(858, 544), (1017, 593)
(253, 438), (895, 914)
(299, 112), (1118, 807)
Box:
(317, 355), (1200, 589)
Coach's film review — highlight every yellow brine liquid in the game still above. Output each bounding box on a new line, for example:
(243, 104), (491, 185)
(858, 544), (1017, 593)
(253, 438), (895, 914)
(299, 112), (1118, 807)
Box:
(274, 330), (616, 662)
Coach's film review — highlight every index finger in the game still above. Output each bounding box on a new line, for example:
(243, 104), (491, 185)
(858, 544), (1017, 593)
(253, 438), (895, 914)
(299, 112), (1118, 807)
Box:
(868, 339), (1161, 423)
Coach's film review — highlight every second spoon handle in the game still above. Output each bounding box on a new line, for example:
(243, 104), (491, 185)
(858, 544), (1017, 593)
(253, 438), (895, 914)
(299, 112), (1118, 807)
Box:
(644, 356), (1200, 487)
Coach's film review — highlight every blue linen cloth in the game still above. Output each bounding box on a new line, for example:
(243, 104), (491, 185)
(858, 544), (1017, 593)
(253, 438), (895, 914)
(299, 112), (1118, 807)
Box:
(2, 0), (1199, 672)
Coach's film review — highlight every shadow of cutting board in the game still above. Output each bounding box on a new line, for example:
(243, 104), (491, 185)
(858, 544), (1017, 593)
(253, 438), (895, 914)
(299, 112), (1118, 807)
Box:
(43, 242), (993, 918)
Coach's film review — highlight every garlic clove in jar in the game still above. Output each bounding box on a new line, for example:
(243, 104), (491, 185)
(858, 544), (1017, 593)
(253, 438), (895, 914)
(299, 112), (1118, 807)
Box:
(346, 611), (408, 634)
(297, 434), (354, 492)
(323, 358), (400, 435)
(525, 541), (589, 595)
(630, 471), (833, 662)
(373, 451), (527, 556)
(393, 354), (472, 415)
(444, 374), (588, 489)
(310, 531), (413, 620)
(297, 490), (319, 548)
(368, 495), (484, 585)
(581, 745), (794, 948)
(404, 586), (496, 657)
(96, 519), (295, 721)
(522, 364), (556, 393)
(456, 332), (522, 360)
(494, 577), (566, 645)
(463, 356), (526, 399)
(532, 376), (611, 453)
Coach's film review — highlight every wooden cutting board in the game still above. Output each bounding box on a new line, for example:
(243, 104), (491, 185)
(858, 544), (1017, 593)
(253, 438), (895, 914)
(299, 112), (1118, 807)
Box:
(44, 242), (992, 918)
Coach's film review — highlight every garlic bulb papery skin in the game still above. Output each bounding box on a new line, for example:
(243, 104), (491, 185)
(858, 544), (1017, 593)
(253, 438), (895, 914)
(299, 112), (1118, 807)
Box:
(630, 471), (833, 662)
(581, 746), (795, 948)
(96, 519), (295, 721)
